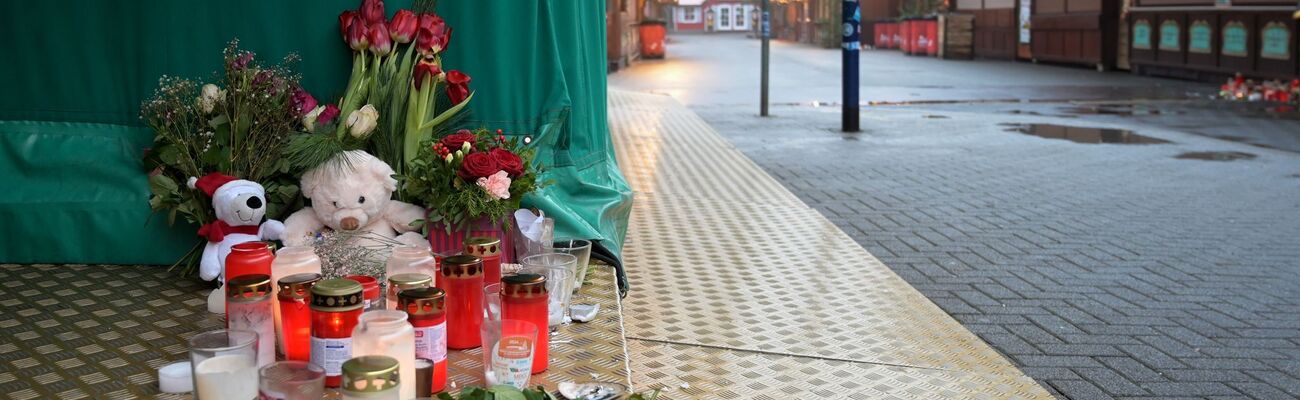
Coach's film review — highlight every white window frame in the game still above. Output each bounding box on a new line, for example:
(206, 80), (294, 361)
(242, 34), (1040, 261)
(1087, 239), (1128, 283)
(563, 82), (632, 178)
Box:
(676, 6), (701, 23)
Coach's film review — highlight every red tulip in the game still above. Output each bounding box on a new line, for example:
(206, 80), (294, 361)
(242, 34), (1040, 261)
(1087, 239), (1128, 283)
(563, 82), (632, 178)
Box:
(361, 0), (385, 25)
(446, 70), (470, 105)
(347, 14), (369, 51)
(413, 60), (443, 90)
(416, 13), (449, 56)
(368, 23), (392, 56)
(339, 10), (359, 41)
(390, 10), (418, 44)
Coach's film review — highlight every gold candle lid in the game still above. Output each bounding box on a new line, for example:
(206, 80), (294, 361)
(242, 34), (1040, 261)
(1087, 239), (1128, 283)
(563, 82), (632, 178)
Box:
(464, 236), (502, 256)
(388, 273), (433, 290)
(397, 287), (446, 316)
(226, 274), (272, 302)
(341, 355), (400, 394)
(276, 273), (322, 301)
(441, 255), (482, 278)
(310, 278), (364, 311)
(501, 273), (547, 299)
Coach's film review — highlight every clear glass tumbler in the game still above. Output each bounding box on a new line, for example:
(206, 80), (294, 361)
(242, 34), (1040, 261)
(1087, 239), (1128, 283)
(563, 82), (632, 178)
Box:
(189, 329), (259, 400)
(483, 283), (504, 322)
(519, 253), (577, 327)
(552, 239), (592, 292)
(480, 319), (539, 388)
(258, 361), (325, 400)
(387, 245), (437, 282)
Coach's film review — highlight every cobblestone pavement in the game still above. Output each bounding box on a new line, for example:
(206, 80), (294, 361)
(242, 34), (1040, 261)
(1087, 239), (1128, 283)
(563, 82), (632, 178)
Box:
(611, 34), (1300, 399)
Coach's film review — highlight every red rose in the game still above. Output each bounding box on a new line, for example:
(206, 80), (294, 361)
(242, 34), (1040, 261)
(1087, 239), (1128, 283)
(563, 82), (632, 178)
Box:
(490, 148), (524, 177)
(446, 70), (470, 105)
(458, 151), (499, 180)
(440, 130), (476, 151)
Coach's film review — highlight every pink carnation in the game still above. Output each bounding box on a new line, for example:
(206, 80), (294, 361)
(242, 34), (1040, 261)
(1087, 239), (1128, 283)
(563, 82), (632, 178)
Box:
(476, 170), (512, 200)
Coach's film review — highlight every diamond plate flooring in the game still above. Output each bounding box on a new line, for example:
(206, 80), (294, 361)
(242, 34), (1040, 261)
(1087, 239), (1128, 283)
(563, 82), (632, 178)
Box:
(0, 263), (631, 399)
(609, 89), (1053, 398)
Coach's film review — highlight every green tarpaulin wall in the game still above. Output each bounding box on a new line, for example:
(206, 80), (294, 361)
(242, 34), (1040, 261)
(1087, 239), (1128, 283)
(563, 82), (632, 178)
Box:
(0, 1), (632, 287)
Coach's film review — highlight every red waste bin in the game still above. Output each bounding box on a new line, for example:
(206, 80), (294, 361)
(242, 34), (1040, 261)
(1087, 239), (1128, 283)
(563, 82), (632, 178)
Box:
(891, 22), (903, 49)
(874, 23), (887, 49)
(899, 20), (913, 53)
(924, 19), (939, 56)
(882, 22), (896, 49)
(639, 21), (666, 59)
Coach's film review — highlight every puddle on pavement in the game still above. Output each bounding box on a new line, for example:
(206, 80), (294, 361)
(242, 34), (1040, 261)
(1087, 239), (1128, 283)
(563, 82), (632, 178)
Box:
(1000, 123), (1171, 144)
(1060, 104), (1185, 116)
(1175, 151), (1257, 161)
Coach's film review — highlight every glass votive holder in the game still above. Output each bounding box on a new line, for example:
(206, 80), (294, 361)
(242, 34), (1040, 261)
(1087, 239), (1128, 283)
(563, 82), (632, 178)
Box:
(520, 253), (578, 327)
(552, 239), (592, 291)
(189, 329), (259, 400)
(258, 361), (325, 400)
(480, 319), (538, 389)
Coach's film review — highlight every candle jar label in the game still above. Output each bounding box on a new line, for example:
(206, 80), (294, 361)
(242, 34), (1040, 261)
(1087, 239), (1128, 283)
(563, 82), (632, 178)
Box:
(310, 337), (353, 377)
(490, 336), (534, 387)
(414, 322), (447, 362)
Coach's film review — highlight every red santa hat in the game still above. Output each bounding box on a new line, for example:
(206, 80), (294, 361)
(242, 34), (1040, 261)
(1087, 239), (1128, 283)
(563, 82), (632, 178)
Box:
(187, 172), (261, 199)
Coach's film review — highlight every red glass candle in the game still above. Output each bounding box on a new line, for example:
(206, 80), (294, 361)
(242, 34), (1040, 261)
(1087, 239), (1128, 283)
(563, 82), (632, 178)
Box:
(442, 255), (484, 350)
(225, 241), (273, 281)
(276, 272), (321, 362)
(500, 273), (549, 374)
(399, 287), (448, 394)
(345, 275), (380, 311)
(465, 237), (502, 286)
(310, 278), (364, 387)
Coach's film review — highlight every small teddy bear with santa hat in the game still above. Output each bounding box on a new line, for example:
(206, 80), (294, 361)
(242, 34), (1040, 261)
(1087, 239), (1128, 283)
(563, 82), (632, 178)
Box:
(188, 172), (285, 282)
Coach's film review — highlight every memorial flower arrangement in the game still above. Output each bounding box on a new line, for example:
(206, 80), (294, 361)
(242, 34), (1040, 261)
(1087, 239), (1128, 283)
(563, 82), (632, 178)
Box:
(285, 0), (472, 176)
(141, 40), (306, 276)
(1218, 73), (1300, 104)
(402, 128), (542, 233)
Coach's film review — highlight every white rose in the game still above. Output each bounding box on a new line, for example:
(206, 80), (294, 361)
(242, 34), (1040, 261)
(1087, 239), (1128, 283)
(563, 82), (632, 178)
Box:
(346, 104), (379, 138)
(302, 105), (325, 133)
(196, 84), (224, 114)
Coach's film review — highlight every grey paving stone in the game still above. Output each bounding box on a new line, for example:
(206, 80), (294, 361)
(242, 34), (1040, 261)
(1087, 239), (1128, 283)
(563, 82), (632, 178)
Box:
(619, 33), (1300, 399)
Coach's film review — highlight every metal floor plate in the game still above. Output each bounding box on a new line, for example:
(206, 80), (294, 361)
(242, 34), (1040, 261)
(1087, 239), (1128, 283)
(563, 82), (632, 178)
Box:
(0, 263), (630, 399)
(608, 89), (1054, 398)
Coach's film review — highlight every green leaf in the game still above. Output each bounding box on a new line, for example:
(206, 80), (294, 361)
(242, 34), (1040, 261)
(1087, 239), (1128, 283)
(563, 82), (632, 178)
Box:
(488, 386), (526, 400)
(207, 114), (229, 129)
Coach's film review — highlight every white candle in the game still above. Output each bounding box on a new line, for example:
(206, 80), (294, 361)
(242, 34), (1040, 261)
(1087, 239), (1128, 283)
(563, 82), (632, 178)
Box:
(194, 354), (258, 400)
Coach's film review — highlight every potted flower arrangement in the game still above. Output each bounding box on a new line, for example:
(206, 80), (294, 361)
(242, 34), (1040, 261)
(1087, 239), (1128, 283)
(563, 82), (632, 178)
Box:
(402, 128), (543, 257)
(141, 41), (307, 277)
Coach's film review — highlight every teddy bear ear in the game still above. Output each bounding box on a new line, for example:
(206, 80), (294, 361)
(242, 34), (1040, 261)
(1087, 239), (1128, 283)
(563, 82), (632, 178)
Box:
(300, 168), (320, 199)
(370, 158), (398, 192)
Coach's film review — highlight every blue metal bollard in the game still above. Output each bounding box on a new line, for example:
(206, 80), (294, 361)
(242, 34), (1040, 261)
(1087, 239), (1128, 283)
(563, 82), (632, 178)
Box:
(842, 0), (860, 132)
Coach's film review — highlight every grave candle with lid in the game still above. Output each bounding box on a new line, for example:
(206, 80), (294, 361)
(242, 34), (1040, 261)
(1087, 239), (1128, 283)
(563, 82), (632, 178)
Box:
(465, 237), (503, 286)
(500, 273), (549, 374)
(386, 273), (432, 311)
(310, 279), (364, 387)
(340, 355), (401, 400)
(226, 274), (276, 368)
(399, 287), (448, 393)
(276, 272), (321, 362)
(442, 254), (484, 349)
(270, 246), (322, 355)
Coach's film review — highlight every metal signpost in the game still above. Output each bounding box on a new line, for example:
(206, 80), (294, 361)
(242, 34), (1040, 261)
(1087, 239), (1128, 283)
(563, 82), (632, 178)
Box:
(842, 0), (860, 132)
(761, 0), (771, 117)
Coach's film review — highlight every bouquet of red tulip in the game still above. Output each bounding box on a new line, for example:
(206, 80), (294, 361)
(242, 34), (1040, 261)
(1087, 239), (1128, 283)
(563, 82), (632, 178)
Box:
(402, 128), (543, 233)
(286, 0), (472, 174)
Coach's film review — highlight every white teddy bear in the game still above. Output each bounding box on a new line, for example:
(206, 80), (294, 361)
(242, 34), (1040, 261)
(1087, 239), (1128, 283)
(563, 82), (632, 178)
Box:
(282, 150), (428, 248)
(188, 173), (285, 282)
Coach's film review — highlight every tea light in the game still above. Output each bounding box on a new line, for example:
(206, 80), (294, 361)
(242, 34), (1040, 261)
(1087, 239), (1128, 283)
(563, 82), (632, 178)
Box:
(157, 361), (192, 393)
(194, 354), (258, 400)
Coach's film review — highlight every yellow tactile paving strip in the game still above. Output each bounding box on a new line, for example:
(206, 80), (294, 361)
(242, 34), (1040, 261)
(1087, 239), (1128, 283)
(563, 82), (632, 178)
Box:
(609, 89), (1053, 398)
(0, 263), (630, 399)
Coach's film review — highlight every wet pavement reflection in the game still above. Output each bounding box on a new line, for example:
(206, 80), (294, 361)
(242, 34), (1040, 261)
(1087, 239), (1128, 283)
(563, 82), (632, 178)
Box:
(1000, 123), (1171, 144)
(1174, 151), (1258, 161)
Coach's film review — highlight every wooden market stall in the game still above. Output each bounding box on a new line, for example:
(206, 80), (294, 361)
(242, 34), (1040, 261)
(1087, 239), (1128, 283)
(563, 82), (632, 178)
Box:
(1128, 0), (1297, 79)
(1029, 0), (1123, 68)
(955, 0), (1020, 59)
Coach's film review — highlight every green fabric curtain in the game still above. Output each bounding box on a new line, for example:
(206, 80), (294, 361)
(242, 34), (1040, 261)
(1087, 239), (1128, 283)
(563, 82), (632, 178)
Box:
(0, 1), (631, 276)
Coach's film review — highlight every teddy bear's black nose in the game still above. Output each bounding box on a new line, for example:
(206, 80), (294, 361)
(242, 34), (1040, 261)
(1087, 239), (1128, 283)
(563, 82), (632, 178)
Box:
(246, 197), (263, 209)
